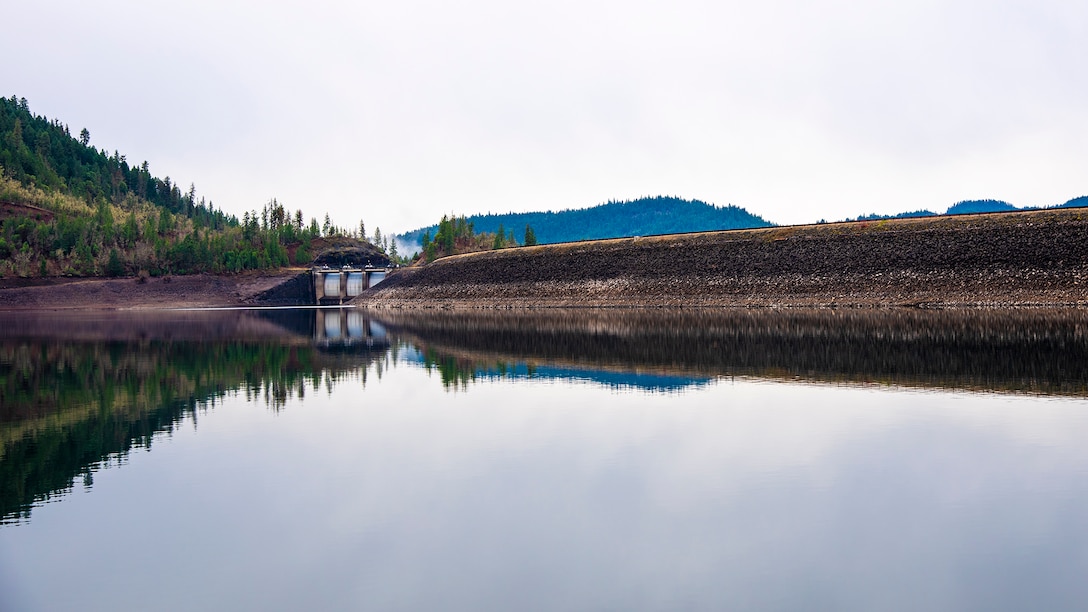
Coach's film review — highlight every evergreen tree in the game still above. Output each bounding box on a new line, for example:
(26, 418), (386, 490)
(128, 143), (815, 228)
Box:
(106, 248), (124, 276)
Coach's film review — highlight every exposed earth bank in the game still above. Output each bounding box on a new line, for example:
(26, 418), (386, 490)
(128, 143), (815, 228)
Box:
(6, 209), (1088, 311)
(356, 209), (1088, 308)
(0, 270), (310, 310)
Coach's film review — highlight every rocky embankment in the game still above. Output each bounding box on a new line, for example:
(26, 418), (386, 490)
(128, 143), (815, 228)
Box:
(357, 209), (1088, 308)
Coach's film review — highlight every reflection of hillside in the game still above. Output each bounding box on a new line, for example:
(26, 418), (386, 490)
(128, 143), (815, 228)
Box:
(412, 347), (713, 393)
(375, 309), (1088, 396)
(0, 309), (312, 344)
(0, 310), (392, 524)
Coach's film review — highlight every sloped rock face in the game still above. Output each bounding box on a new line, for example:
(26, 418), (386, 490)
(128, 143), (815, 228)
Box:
(356, 209), (1088, 308)
(247, 272), (314, 306)
(312, 245), (390, 268)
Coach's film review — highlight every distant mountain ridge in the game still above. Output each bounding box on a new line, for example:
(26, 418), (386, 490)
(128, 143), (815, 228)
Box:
(850, 196), (1088, 222)
(398, 196), (773, 247)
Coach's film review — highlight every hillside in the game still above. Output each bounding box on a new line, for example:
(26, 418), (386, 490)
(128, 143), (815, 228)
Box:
(0, 95), (230, 228)
(0, 95), (380, 277)
(398, 196), (773, 247)
(851, 196), (1087, 221)
(359, 208), (1088, 309)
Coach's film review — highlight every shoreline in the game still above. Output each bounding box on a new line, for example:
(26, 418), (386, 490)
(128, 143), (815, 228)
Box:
(0, 270), (311, 311)
(355, 209), (1088, 309)
(4, 209), (1088, 311)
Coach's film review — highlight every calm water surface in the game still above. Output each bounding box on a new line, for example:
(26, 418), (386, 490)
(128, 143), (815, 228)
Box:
(2, 308), (1088, 611)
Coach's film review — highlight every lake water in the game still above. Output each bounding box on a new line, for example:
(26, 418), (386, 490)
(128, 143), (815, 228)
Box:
(2, 307), (1088, 611)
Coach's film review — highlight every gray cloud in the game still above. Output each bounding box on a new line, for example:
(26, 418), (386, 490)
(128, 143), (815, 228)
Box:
(3, 0), (1085, 231)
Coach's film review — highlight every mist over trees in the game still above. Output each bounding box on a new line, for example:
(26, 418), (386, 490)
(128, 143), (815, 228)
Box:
(418, 214), (532, 261)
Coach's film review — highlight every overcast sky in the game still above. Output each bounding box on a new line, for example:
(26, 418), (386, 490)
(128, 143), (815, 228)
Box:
(3, 0), (1086, 233)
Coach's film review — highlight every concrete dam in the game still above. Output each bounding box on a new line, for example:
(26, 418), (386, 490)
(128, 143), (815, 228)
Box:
(312, 266), (389, 304)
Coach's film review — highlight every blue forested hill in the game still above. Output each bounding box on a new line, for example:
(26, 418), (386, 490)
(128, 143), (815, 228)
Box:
(850, 196), (1087, 222)
(945, 199), (1018, 215)
(399, 196), (773, 247)
(1056, 196), (1088, 209)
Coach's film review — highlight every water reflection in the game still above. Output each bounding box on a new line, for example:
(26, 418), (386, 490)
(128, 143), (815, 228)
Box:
(250, 307), (389, 352)
(315, 308), (388, 350)
(0, 309), (391, 524)
(4, 306), (1088, 525)
(374, 308), (1088, 396)
(4, 307), (1088, 611)
(411, 349), (713, 392)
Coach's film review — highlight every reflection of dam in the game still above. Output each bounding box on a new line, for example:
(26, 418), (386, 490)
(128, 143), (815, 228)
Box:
(313, 267), (389, 304)
(314, 308), (389, 350)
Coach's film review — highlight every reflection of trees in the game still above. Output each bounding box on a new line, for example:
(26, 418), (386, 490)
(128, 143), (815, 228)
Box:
(376, 308), (1088, 396)
(416, 348), (702, 393)
(0, 339), (388, 524)
(419, 347), (493, 390)
(7, 306), (1088, 523)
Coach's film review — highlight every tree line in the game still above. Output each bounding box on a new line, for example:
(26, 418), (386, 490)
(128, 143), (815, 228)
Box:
(1, 95), (233, 229)
(418, 214), (537, 262)
(1, 95), (391, 276)
(1, 174), (329, 276)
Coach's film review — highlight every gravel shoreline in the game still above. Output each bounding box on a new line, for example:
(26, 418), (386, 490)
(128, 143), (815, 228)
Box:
(356, 209), (1088, 309)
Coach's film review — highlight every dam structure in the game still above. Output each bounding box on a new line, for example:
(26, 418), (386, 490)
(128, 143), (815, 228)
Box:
(313, 308), (390, 350)
(313, 266), (390, 304)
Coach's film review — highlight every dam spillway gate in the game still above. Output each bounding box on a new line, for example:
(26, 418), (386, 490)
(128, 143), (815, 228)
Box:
(312, 266), (390, 304)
